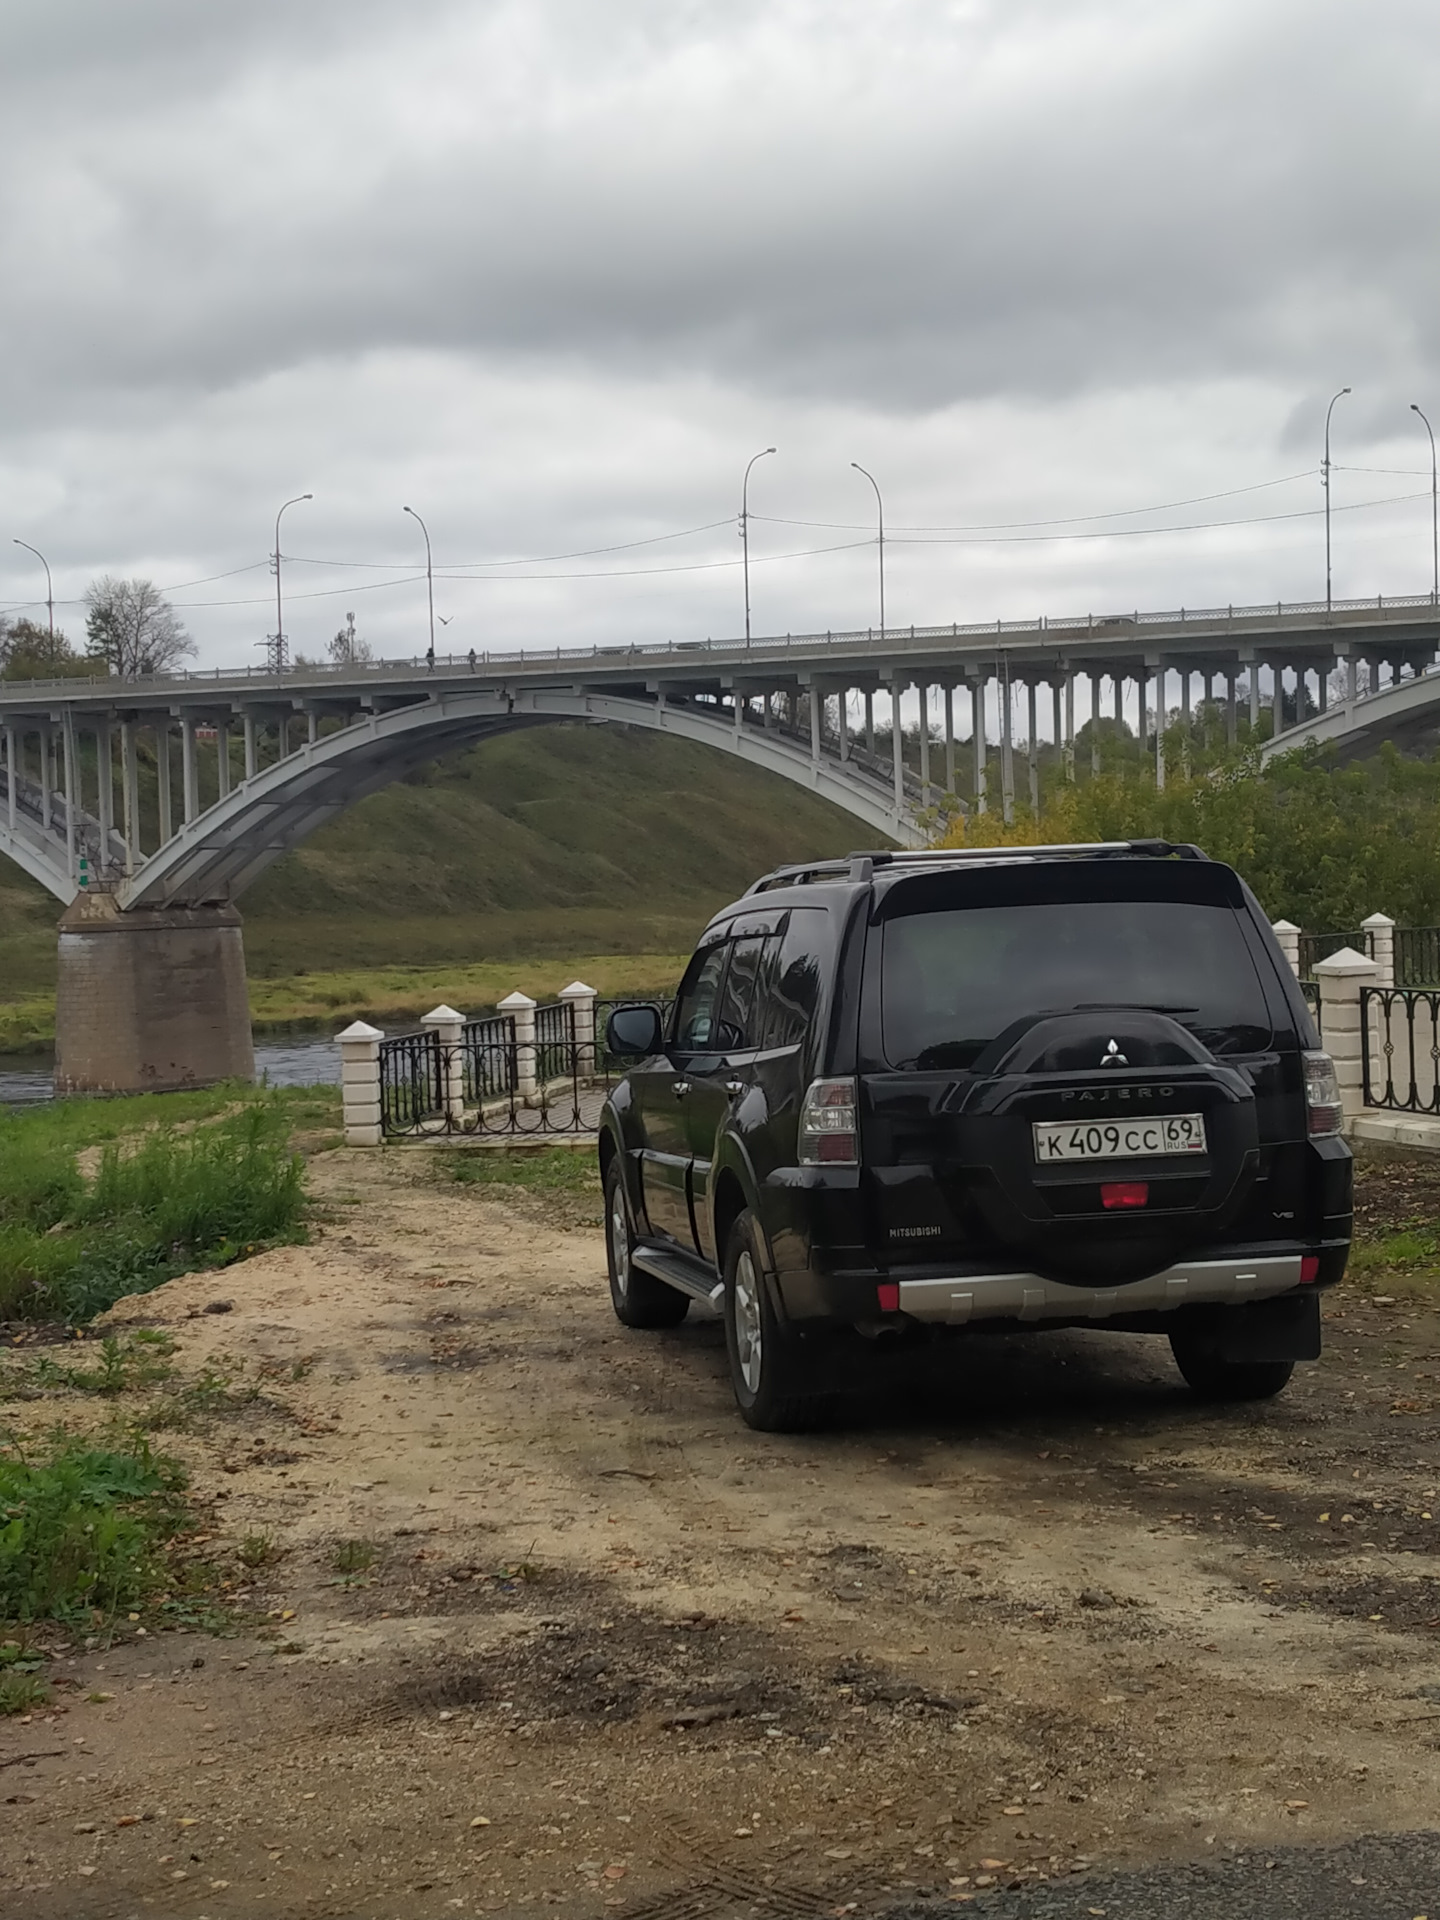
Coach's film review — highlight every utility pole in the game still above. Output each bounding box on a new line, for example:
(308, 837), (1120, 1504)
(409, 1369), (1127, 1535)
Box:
(1412, 404), (1438, 603)
(267, 493), (312, 674)
(741, 448), (775, 646)
(851, 463), (885, 641)
(1323, 387), (1350, 613)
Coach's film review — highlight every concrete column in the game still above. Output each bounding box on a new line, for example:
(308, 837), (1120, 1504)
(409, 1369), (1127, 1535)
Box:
(1313, 946), (1380, 1123)
(1090, 672), (1101, 777)
(1050, 681), (1062, 782)
(1027, 680), (1039, 813)
(837, 689), (849, 763)
(1000, 674), (1015, 825)
(307, 711), (319, 746)
(61, 712), (77, 882)
(3, 725), (15, 833)
(120, 721), (139, 872)
(944, 685), (955, 795)
(338, 1019), (385, 1147)
(809, 684), (821, 766)
(560, 979), (599, 1076)
(422, 1003), (467, 1124)
(919, 684), (931, 802)
(1362, 912), (1396, 988)
(243, 712), (258, 779)
(155, 723), (173, 844)
(1114, 670), (1124, 732)
(97, 723), (114, 863)
(38, 728), (52, 829)
(1317, 665), (1329, 712)
(181, 715), (199, 823)
(1346, 656), (1358, 704)
(1063, 673), (1075, 783)
(1271, 919), (1301, 978)
(55, 894), (255, 1094)
(1137, 665), (1150, 752)
(1271, 663), (1284, 737)
(500, 991), (539, 1105)
(972, 675), (988, 814)
(891, 677), (904, 815)
(1154, 663), (1166, 791)
(864, 690), (874, 756)
(217, 720), (231, 799)
(1225, 671), (1238, 748)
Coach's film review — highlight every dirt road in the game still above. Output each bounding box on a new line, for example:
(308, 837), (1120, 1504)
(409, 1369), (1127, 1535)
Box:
(4, 1146), (1440, 1919)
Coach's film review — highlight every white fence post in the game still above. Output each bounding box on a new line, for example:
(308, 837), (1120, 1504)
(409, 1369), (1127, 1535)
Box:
(560, 979), (598, 1076)
(1313, 947), (1379, 1123)
(1271, 919), (1301, 978)
(422, 1003), (466, 1123)
(499, 990), (538, 1104)
(1361, 912), (1395, 988)
(338, 1019), (384, 1146)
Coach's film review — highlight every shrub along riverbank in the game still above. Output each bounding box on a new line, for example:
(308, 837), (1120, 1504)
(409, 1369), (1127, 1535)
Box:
(0, 1088), (322, 1323)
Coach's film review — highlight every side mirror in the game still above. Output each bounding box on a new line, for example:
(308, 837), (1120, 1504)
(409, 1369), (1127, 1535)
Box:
(605, 1004), (664, 1057)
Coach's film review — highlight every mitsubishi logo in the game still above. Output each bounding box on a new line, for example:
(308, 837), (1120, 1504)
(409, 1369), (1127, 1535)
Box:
(1100, 1039), (1128, 1068)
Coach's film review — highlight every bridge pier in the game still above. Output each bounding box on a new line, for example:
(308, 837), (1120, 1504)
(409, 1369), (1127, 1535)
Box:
(55, 893), (254, 1096)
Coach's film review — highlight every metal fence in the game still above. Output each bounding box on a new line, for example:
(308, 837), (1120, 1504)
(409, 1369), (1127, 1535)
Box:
(379, 1000), (598, 1139)
(1361, 986), (1440, 1113)
(1396, 927), (1440, 987)
(1298, 928), (1374, 978)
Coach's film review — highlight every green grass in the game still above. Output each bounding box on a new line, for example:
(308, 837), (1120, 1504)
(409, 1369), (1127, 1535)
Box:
(0, 1094), (311, 1322)
(0, 1432), (188, 1626)
(441, 1146), (601, 1195)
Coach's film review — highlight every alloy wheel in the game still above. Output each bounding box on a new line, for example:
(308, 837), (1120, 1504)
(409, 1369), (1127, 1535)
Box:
(732, 1248), (764, 1395)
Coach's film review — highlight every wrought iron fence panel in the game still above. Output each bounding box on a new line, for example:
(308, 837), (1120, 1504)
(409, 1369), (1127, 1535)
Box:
(1361, 986), (1440, 1114)
(1298, 928), (1374, 978)
(379, 1030), (446, 1136)
(460, 1014), (517, 1105)
(534, 999), (576, 1086)
(1396, 926), (1440, 987)
(1300, 979), (1321, 1034)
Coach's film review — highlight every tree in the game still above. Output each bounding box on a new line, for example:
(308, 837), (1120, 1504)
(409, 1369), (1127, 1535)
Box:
(0, 616), (91, 682)
(84, 576), (195, 678)
(328, 611), (371, 666)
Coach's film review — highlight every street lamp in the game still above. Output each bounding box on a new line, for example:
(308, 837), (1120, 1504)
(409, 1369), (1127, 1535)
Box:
(741, 447), (775, 645)
(851, 462), (885, 641)
(268, 493), (312, 673)
(11, 539), (55, 668)
(1412, 404), (1438, 604)
(1323, 387), (1350, 613)
(403, 506), (436, 666)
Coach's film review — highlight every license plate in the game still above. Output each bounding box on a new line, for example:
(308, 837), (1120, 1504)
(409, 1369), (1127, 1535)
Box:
(1032, 1113), (1207, 1163)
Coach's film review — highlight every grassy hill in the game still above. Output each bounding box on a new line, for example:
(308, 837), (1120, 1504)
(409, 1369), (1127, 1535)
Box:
(0, 722), (872, 1038)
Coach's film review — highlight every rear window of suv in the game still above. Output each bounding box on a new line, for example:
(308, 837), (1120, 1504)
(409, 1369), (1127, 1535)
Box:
(876, 861), (1275, 1069)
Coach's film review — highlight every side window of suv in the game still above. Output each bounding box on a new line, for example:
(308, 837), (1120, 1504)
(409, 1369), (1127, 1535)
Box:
(672, 942), (730, 1052)
(761, 908), (829, 1050)
(714, 937), (766, 1052)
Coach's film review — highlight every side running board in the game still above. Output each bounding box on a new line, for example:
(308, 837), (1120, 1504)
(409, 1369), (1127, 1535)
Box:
(632, 1244), (725, 1308)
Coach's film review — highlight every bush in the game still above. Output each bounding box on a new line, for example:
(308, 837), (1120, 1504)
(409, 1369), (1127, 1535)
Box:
(0, 1434), (187, 1624)
(0, 1100), (307, 1322)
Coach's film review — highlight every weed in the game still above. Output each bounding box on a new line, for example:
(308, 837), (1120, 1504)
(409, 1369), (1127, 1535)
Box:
(237, 1534), (282, 1569)
(0, 1432), (188, 1625)
(0, 1670), (51, 1714)
(31, 1331), (177, 1398)
(443, 1148), (600, 1195)
(330, 1538), (381, 1585)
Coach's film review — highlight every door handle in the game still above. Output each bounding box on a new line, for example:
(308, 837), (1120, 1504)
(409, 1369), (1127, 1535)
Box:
(673, 1080), (691, 1097)
(725, 1080), (745, 1097)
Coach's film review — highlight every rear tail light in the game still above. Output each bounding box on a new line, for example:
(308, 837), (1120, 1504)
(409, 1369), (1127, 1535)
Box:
(1300, 1254), (1320, 1284)
(1303, 1050), (1343, 1136)
(1101, 1182), (1149, 1209)
(799, 1076), (859, 1166)
(876, 1282), (900, 1313)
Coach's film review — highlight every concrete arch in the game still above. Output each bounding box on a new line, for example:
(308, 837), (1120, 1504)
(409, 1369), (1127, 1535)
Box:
(119, 685), (918, 910)
(1261, 664), (1440, 765)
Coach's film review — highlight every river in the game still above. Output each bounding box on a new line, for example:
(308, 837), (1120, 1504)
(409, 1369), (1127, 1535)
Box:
(0, 1031), (343, 1108)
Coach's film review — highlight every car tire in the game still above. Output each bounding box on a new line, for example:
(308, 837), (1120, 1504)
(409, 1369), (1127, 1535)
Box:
(723, 1209), (830, 1432)
(1168, 1334), (1295, 1402)
(604, 1157), (689, 1329)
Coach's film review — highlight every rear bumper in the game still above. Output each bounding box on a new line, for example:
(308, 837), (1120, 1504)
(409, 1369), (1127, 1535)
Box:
(894, 1252), (1303, 1327)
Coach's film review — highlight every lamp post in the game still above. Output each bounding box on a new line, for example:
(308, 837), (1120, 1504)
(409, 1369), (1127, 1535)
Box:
(1412, 404), (1438, 604)
(403, 506), (436, 665)
(741, 447), (775, 645)
(851, 462), (885, 641)
(269, 493), (312, 673)
(11, 539), (54, 668)
(1323, 386), (1350, 613)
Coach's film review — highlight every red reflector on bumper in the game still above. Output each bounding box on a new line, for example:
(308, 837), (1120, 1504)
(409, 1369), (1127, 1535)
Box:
(877, 1282), (900, 1313)
(1101, 1182), (1149, 1210)
(1300, 1254), (1320, 1284)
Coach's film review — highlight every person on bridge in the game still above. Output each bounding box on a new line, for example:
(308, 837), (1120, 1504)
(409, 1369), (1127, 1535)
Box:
(425, 645), (435, 673)
(468, 648), (476, 672)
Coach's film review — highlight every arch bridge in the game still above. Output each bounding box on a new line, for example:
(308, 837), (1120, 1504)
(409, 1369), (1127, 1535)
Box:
(2, 590), (1436, 1089)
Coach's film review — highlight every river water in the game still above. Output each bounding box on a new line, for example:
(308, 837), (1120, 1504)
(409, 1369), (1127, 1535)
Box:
(0, 1031), (343, 1108)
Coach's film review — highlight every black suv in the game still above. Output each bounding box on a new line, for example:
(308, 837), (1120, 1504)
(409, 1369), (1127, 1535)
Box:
(598, 841), (1351, 1431)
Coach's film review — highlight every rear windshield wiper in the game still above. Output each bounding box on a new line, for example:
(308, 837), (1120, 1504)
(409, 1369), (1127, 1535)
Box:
(1069, 1002), (1200, 1015)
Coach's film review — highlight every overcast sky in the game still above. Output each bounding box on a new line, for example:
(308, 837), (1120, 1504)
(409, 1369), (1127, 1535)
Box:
(2, 0), (1438, 668)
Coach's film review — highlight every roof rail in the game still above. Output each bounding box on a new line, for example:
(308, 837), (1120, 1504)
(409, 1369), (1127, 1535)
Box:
(744, 839), (1207, 893)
